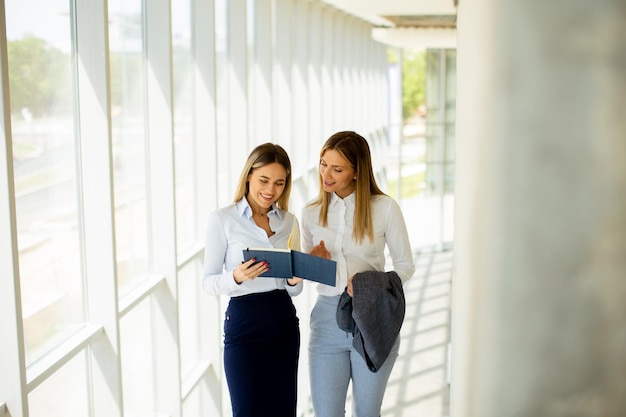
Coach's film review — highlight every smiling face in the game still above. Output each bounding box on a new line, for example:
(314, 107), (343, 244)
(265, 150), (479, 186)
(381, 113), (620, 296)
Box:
(246, 162), (288, 213)
(319, 148), (356, 199)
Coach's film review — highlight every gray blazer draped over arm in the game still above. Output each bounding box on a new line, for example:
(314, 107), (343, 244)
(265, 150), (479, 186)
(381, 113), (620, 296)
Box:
(336, 270), (406, 372)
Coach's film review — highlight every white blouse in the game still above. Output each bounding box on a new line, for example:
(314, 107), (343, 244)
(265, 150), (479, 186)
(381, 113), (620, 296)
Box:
(301, 192), (415, 297)
(202, 198), (303, 297)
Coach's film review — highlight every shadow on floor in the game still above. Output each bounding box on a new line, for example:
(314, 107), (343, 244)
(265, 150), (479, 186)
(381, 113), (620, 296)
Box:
(346, 249), (453, 417)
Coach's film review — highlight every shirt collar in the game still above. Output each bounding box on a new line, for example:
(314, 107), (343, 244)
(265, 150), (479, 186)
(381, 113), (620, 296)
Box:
(330, 191), (356, 207)
(236, 197), (283, 220)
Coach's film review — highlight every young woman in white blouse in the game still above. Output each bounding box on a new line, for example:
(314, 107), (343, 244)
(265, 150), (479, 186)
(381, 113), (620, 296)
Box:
(301, 131), (415, 417)
(202, 143), (303, 417)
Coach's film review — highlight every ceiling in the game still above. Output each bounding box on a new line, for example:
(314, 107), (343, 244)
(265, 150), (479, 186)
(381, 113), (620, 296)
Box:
(321, 0), (458, 49)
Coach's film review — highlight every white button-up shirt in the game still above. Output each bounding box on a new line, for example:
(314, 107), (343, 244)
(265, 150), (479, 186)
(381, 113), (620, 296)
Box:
(301, 192), (415, 297)
(202, 198), (303, 297)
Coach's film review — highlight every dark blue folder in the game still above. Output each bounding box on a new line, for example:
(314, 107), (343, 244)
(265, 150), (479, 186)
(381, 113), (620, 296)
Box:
(242, 248), (336, 286)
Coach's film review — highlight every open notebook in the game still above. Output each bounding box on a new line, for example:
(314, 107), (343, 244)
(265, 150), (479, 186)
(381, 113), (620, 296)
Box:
(243, 248), (336, 286)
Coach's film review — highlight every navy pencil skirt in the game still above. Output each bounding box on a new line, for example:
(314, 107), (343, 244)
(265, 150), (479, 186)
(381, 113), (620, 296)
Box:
(223, 289), (300, 417)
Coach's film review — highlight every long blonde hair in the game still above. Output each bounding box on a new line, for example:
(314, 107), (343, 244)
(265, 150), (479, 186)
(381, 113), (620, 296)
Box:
(233, 143), (292, 211)
(310, 131), (385, 243)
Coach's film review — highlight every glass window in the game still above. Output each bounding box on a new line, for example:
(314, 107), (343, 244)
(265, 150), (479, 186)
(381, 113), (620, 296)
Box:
(6, 0), (84, 365)
(28, 352), (89, 417)
(120, 297), (155, 415)
(179, 258), (221, 378)
(108, 0), (151, 293)
(178, 260), (202, 379)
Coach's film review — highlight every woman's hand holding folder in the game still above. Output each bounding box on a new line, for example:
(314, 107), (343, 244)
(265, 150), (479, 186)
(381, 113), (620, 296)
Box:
(233, 258), (269, 284)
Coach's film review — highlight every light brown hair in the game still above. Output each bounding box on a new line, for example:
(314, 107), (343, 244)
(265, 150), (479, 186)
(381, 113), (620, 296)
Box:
(233, 143), (292, 211)
(310, 131), (385, 243)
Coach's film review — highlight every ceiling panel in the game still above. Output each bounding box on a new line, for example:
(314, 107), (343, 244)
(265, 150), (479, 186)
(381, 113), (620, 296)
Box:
(322, 0), (457, 27)
(321, 0), (457, 48)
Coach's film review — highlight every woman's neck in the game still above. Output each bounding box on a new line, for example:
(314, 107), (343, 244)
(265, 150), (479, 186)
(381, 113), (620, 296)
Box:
(247, 198), (270, 217)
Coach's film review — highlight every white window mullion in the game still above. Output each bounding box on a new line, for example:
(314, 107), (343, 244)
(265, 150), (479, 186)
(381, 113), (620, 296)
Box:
(193, 0), (218, 217)
(342, 15), (355, 130)
(273, 0), (293, 146)
(291, 1), (311, 406)
(0, 8), (28, 415)
(144, 0), (181, 415)
(291, 0), (308, 188)
(307, 0), (322, 173)
(354, 23), (363, 132)
(251, 0), (272, 143)
(74, 0), (124, 415)
(320, 7), (335, 138)
(356, 22), (368, 132)
(192, 1), (224, 415)
(332, 13), (345, 131)
(377, 42), (388, 131)
(227, 0), (248, 163)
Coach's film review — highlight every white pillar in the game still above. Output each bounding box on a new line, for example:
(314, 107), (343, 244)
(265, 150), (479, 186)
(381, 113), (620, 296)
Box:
(453, 1), (626, 416)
